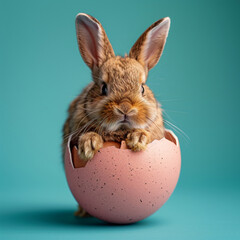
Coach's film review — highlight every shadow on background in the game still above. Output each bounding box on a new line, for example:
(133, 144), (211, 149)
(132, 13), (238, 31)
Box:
(0, 207), (164, 229)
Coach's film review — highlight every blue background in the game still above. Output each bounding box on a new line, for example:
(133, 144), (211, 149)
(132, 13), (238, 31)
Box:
(1, 0), (240, 239)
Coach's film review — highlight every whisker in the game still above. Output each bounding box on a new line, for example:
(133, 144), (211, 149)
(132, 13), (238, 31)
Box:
(63, 109), (100, 140)
(164, 109), (188, 114)
(146, 116), (164, 135)
(164, 119), (190, 143)
(81, 118), (97, 136)
(97, 115), (110, 135)
(162, 109), (176, 124)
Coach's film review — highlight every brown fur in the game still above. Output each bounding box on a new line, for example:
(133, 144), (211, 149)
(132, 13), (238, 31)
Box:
(62, 56), (164, 159)
(62, 13), (170, 161)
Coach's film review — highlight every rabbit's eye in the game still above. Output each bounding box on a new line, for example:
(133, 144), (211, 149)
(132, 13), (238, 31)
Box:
(101, 83), (108, 96)
(141, 84), (145, 95)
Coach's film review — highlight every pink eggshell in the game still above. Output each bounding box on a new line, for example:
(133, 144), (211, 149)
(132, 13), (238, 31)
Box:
(64, 130), (181, 224)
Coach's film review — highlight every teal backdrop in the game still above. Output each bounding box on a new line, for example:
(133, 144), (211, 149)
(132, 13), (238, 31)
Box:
(1, 0), (240, 239)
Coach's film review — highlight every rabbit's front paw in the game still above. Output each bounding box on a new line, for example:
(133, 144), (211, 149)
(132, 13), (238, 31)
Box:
(78, 132), (103, 161)
(126, 129), (149, 151)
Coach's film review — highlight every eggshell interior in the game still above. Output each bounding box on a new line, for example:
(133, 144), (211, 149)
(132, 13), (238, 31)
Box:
(65, 130), (181, 224)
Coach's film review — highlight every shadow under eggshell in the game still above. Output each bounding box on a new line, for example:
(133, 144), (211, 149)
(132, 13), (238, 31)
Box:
(65, 130), (181, 224)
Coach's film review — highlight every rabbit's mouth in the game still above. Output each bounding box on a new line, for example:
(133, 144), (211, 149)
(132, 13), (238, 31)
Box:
(117, 119), (134, 130)
(118, 113), (132, 124)
(119, 119), (130, 124)
(102, 117), (138, 131)
(107, 120), (132, 132)
(118, 114), (132, 124)
(119, 121), (131, 129)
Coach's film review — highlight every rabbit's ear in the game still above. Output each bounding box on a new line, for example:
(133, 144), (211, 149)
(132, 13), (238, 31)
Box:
(75, 13), (115, 69)
(129, 17), (170, 71)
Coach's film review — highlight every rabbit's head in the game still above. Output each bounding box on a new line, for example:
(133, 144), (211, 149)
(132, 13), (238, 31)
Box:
(75, 13), (170, 132)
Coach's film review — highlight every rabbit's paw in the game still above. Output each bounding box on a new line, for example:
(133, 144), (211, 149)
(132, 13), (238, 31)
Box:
(74, 205), (91, 217)
(126, 129), (149, 151)
(78, 132), (103, 161)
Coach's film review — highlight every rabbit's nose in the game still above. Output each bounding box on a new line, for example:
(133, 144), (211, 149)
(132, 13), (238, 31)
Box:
(118, 101), (132, 114)
(116, 102), (138, 116)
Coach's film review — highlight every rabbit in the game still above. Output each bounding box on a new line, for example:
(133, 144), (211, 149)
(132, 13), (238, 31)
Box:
(62, 13), (170, 217)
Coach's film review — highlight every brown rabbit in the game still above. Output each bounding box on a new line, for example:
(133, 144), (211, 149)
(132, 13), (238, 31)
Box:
(62, 13), (170, 216)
